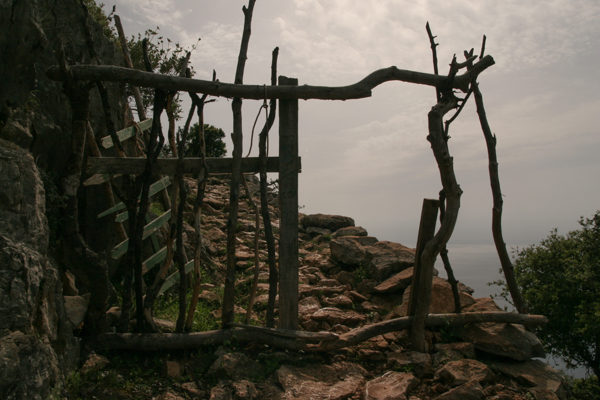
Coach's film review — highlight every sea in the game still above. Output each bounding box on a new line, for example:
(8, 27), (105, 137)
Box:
(434, 243), (589, 379)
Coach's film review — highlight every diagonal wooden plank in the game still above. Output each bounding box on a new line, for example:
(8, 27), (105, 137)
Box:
(100, 118), (153, 149)
(111, 209), (171, 259)
(142, 245), (168, 275)
(97, 176), (171, 219)
(83, 173), (122, 186)
(87, 156), (302, 176)
(158, 259), (195, 296)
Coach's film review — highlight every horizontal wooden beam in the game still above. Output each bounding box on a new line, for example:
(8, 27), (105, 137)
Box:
(94, 312), (547, 352)
(87, 156), (301, 176)
(46, 56), (494, 100)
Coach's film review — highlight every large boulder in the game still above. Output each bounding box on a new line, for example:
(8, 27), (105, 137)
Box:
(489, 360), (567, 400)
(435, 359), (495, 387)
(329, 235), (378, 266)
(0, 141), (76, 399)
(397, 277), (476, 316)
(301, 213), (355, 231)
(277, 362), (366, 400)
(458, 299), (545, 361)
(459, 322), (545, 361)
(365, 371), (418, 400)
(366, 241), (415, 281)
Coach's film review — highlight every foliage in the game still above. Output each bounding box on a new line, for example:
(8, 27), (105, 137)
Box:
(126, 27), (199, 118)
(177, 123), (227, 158)
(568, 376), (600, 399)
(501, 211), (600, 378)
(82, 0), (116, 40)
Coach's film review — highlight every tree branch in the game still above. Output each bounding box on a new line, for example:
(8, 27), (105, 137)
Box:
(46, 55), (495, 100)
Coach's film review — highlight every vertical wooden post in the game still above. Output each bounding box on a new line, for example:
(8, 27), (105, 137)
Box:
(278, 76), (299, 330)
(408, 198), (440, 352)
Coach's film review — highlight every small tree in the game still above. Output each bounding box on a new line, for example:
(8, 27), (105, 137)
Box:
(509, 211), (600, 378)
(179, 123), (227, 158)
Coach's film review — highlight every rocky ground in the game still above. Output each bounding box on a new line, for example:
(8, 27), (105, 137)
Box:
(62, 175), (568, 400)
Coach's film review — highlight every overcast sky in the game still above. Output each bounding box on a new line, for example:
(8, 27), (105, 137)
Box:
(112, 0), (600, 249)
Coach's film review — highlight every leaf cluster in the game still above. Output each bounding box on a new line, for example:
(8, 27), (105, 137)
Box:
(126, 28), (200, 117)
(512, 211), (600, 377)
(169, 123), (227, 158)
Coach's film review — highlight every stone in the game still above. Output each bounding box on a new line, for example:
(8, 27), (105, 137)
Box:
(459, 322), (545, 361)
(199, 290), (220, 304)
(209, 383), (233, 400)
(323, 294), (354, 308)
(330, 236), (376, 266)
(165, 360), (184, 378)
(298, 296), (321, 317)
(301, 213), (355, 231)
(0, 140), (48, 253)
(0, 140), (76, 399)
(333, 226), (368, 237)
(435, 359), (494, 387)
(156, 391), (186, 400)
(373, 267), (414, 293)
(366, 241), (415, 280)
(462, 297), (502, 312)
(365, 371), (418, 400)
(232, 379), (258, 399)
(80, 353), (110, 375)
(277, 362), (366, 400)
(311, 307), (367, 326)
(63, 294), (90, 328)
(306, 226), (332, 236)
(61, 270), (78, 296)
(489, 360), (567, 400)
(435, 381), (484, 400)
(398, 277), (476, 316)
(208, 352), (258, 380)
(179, 381), (205, 397)
(433, 342), (476, 366)
(387, 351), (433, 378)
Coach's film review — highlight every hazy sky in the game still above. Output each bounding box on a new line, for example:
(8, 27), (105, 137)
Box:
(113, 0), (600, 249)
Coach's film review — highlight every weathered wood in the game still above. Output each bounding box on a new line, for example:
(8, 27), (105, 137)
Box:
(111, 210), (171, 259)
(100, 118), (153, 149)
(83, 173), (122, 186)
(469, 49), (528, 314)
(142, 245), (168, 274)
(222, 0), (256, 329)
(97, 176), (171, 219)
(94, 312), (547, 352)
(87, 156), (299, 176)
(408, 199), (440, 317)
(114, 14), (147, 121)
(323, 312), (549, 351)
(278, 75), (299, 330)
(46, 55), (495, 100)
(261, 48), (279, 328)
(408, 199), (439, 352)
(158, 258), (195, 296)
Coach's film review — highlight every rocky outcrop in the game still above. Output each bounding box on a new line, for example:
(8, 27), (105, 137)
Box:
(301, 213), (355, 232)
(0, 141), (76, 399)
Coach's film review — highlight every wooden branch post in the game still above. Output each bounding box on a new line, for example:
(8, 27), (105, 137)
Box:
(408, 198), (440, 352)
(278, 76), (299, 330)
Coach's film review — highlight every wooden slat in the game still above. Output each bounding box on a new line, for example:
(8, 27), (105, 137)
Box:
(87, 156), (301, 176)
(111, 210), (171, 259)
(278, 76), (300, 330)
(142, 246), (168, 274)
(100, 118), (153, 149)
(97, 176), (171, 219)
(83, 173), (122, 186)
(158, 259), (195, 296)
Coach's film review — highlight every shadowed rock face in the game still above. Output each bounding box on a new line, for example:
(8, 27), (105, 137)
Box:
(0, 140), (77, 400)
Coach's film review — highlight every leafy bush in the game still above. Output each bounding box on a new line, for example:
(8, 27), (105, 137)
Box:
(507, 211), (600, 378)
